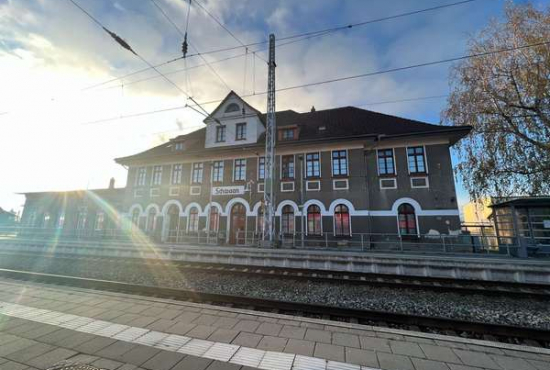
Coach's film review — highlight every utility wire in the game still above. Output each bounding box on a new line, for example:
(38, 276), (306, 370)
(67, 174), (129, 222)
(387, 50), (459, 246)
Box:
(80, 39), (550, 125)
(149, 0), (231, 90)
(67, 0), (213, 119)
(79, 0), (479, 93)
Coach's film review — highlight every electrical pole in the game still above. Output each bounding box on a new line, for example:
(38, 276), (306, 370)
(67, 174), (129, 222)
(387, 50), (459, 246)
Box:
(263, 34), (276, 246)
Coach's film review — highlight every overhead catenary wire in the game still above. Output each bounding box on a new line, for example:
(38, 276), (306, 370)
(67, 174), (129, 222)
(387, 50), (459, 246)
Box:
(77, 0), (480, 93)
(67, 0), (213, 120)
(80, 38), (550, 125)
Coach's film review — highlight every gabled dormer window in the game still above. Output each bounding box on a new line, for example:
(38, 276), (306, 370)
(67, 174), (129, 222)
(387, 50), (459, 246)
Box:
(279, 127), (297, 141)
(216, 125), (226, 142)
(225, 103), (240, 113)
(174, 142), (184, 151)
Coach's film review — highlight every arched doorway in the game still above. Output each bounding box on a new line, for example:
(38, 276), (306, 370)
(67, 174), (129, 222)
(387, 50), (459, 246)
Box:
(230, 203), (246, 244)
(307, 205), (322, 235)
(167, 205), (180, 242)
(188, 207), (199, 232)
(398, 203), (417, 236)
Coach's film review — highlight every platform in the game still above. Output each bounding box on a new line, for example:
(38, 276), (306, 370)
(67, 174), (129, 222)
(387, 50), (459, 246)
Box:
(0, 277), (548, 370)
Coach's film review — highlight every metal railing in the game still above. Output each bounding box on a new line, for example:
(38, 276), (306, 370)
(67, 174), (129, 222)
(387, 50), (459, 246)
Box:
(1, 225), (546, 257)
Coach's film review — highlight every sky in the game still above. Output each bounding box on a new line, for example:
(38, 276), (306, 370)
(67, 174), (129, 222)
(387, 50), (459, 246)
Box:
(0, 0), (544, 216)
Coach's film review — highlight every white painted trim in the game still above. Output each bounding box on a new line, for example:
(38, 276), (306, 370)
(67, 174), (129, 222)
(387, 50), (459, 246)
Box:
(135, 166), (148, 187)
(150, 165), (163, 186)
(128, 204), (144, 217)
(190, 162), (204, 184)
(257, 183), (265, 193)
(190, 186), (201, 196)
(303, 199), (328, 216)
(332, 179), (349, 191)
(304, 151), (322, 179)
(144, 203), (161, 214)
(306, 180), (321, 191)
(161, 200), (184, 217)
(379, 178), (397, 190)
(376, 147), (396, 176)
(150, 188), (160, 197)
(225, 197), (252, 217)
(280, 154), (295, 180)
(410, 176), (429, 189)
(133, 189), (143, 198)
(168, 187), (180, 196)
(332, 204), (353, 237)
(184, 202), (203, 217)
(232, 158), (247, 182)
(328, 199), (356, 215)
(330, 149), (349, 177)
(280, 181), (295, 192)
(257, 156), (265, 182)
(211, 160), (225, 183)
(275, 200), (301, 217)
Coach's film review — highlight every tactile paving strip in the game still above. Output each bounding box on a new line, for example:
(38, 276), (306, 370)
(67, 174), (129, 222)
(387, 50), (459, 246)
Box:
(47, 365), (104, 370)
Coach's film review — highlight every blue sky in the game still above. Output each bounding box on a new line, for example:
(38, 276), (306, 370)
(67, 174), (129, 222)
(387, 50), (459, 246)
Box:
(0, 0), (546, 215)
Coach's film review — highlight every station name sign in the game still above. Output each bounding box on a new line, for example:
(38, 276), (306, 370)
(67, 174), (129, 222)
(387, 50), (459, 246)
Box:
(211, 186), (245, 196)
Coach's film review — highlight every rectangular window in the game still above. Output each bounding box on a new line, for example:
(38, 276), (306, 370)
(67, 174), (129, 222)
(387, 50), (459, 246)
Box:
(234, 159), (246, 181)
(192, 163), (203, 184)
(95, 212), (105, 231)
(171, 164), (183, 184)
(235, 123), (247, 140)
(281, 155), (295, 179)
(136, 167), (147, 186)
(212, 161), (224, 182)
(281, 128), (295, 141)
(258, 157), (265, 180)
(332, 150), (348, 176)
(407, 146), (426, 174)
(174, 142), (184, 151)
(377, 149), (395, 175)
(216, 125), (226, 142)
(306, 152), (320, 178)
(152, 165), (162, 185)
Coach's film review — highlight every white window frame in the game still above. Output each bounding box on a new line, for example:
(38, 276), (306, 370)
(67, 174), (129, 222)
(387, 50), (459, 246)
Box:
(280, 154), (295, 180)
(211, 160), (225, 183)
(304, 152), (322, 179)
(306, 180), (321, 192)
(174, 142), (184, 151)
(305, 204), (323, 236)
(151, 165), (163, 186)
(135, 167), (147, 187)
(280, 181), (295, 192)
(376, 147), (397, 176)
(332, 178), (349, 190)
(379, 178), (397, 190)
(95, 212), (105, 231)
(257, 183), (265, 193)
(235, 122), (247, 141)
(332, 204), (352, 237)
(257, 156), (266, 181)
(191, 163), (204, 184)
(406, 145), (429, 175)
(233, 158), (247, 181)
(171, 164), (183, 185)
(134, 189), (143, 198)
(190, 186), (201, 195)
(331, 149), (349, 177)
(150, 188), (160, 197)
(410, 176), (430, 189)
(215, 125), (227, 143)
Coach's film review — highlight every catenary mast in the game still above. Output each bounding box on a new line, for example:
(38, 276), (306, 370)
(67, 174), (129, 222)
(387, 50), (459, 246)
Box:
(263, 34), (276, 245)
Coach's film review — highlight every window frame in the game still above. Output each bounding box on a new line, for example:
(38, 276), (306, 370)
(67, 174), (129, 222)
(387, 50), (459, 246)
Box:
(331, 149), (349, 177)
(398, 203), (418, 236)
(151, 165), (163, 186)
(188, 207), (200, 232)
(135, 167), (147, 187)
(305, 152), (321, 179)
(280, 128), (295, 141)
(281, 205), (295, 235)
(235, 122), (247, 141)
(233, 158), (247, 182)
(215, 125), (227, 143)
(407, 145), (428, 174)
(191, 163), (204, 184)
(377, 148), (396, 176)
(212, 161), (224, 183)
(258, 156), (265, 181)
(171, 164), (183, 185)
(280, 154), (295, 180)
(307, 204), (323, 236)
(333, 204), (351, 237)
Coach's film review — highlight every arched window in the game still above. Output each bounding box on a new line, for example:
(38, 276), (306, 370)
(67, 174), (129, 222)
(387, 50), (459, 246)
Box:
(398, 203), (417, 235)
(225, 103), (240, 113)
(209, 207), (219, 232)
(307, 205), (322, 235)
(334, 204), (350, 237)
(281, 205), (294, 235)
(146, 208), (157, 233)
(188, 207), (199, 232)
(257, 205), (265, 234)
(131, 209), (140, 230)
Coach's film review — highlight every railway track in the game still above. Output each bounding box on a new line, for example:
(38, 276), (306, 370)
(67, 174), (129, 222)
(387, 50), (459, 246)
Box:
(0, 267), (548, 349)
(0, 250), (549, 300)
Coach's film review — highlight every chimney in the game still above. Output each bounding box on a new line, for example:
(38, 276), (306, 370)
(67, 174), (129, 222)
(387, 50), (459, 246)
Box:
(310, 106), (316, 112)
(109, 177), (115, 189)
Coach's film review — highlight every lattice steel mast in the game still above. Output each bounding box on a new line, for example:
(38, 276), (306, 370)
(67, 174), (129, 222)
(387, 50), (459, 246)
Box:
(263, 34), (276, 245)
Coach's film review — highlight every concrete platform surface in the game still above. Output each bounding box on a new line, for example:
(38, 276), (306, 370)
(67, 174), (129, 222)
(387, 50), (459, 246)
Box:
(0, 277), (548, 370)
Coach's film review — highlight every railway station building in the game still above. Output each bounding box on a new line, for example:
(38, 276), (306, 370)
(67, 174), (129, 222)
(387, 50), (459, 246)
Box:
(20, 91), (471, 245)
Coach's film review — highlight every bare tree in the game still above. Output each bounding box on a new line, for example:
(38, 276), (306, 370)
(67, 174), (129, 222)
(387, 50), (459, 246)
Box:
(444, 2), (550, 199)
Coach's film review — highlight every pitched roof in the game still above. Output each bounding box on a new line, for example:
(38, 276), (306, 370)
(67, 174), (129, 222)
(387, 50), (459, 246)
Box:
(115, 105), (470, 164)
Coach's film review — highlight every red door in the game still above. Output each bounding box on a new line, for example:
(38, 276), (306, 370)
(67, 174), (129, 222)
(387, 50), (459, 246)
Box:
(230, 204), (246, 244)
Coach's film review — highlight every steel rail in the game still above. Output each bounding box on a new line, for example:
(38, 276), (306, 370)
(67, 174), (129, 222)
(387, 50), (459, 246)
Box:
(0, 267), (548, 347)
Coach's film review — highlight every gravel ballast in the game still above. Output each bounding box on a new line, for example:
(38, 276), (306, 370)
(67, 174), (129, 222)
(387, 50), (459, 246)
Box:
(0, 253), (548, 330)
